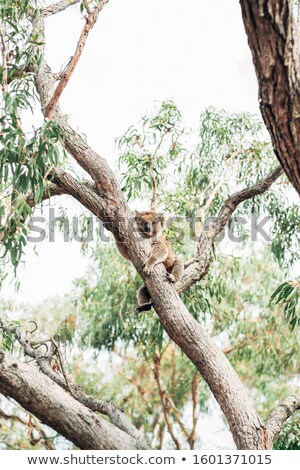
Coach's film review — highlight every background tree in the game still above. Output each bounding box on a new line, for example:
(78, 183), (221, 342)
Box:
(0, 0), (299, 450)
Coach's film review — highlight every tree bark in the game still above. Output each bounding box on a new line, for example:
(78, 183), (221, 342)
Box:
(0, 351), (147, 450)
(240, 0), (300, 195)
(266, 395), (300, 442)
(1, 1), (296, 451)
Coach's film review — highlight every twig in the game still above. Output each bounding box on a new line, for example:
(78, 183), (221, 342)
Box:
(0, 26), (8, 94)
(152, 354), (182, 449)
(125, 375), (148, 405)
(149, 158), (157, 211)
(0, 407), (55, 449)
(188, 372), (199, 449)
(45, 1), (109, 118)
(222, 333), (256, 355)
(149, 131), (168, 210)
(50, 337), (76, 399)
(194, 179), (225, 255)
(83, 0), (92, 14)
(151, 411), (164, 448)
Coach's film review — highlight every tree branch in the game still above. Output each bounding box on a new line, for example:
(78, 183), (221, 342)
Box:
(43, 0), (80, 17)
(152, 354), (181, 450)
(0, 317), (148, 447)
(51, 167), (112, 222)
(177, 165), (283, 293)
(27, 182), (66, 207)
(210, 165), (283, 238)
(188, 372), (199, 449)
(0, 350), (147, 450)
(26, 168), (99, 209)
(149, 158), (157, 211)
(266, 394), (300, 443)
(32, 11), (122, 196)
(45, 1), (109, 118)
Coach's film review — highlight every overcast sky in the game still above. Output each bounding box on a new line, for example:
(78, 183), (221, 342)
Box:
(2, 0), (260, 303)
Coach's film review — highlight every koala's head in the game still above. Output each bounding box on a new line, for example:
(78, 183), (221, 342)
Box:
(135, 210), (166, 238)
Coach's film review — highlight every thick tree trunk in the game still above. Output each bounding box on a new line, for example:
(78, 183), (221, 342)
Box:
(240, 0), (300, 195)
(0, 351), (147, 450)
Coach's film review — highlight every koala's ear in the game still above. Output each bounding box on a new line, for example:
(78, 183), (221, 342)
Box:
(158, 212), (166, 227)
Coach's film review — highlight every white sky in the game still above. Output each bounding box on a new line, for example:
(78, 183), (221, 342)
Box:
(2, 0), (260, 303)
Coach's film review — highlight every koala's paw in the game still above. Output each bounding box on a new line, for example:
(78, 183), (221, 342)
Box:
(135, 303), (153, 313)
(166, 272), (176, 283)
(143, 263), (154, 275)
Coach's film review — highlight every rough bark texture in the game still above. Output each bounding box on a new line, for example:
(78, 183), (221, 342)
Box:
(1, 0), (298, 451)
(240, 0), (300, 195)
(0, 351), (146, 450)
(0, 317), (148, 447)
(266, 394), (300, 443)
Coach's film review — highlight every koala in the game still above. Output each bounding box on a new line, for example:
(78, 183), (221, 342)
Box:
(116, 210), (184, 313)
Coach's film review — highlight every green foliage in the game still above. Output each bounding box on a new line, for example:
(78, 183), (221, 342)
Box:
(0, 0), (67, 268)
(116, 102), (300, 269)
(270, 280), (300, 331)
(118, 103), (274, 211)
(274, 412), (300, 450)
(76, 244), (165, 358)
(117, 100), (182, 201)
(0, 121), (66, 267)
